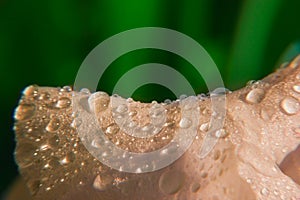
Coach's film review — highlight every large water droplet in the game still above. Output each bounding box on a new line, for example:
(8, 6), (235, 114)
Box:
(179, 117), (192, 129)
(280, 96), (300, 115)
(88, 91), (110, 112)
(56, 97), (71, 109)
(15, 104), (36, 121)
(245, 88), (265, 104)
(292, 85), (300, 93)
(46, 118), (60, 132)
(159, 170), (185, 195)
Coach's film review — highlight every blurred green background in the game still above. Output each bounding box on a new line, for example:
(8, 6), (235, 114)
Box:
(1, 0), (300, 197)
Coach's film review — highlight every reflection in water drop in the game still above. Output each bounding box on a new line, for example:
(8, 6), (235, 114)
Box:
(280, 96), (300, 115)
(245, 88), (265, 104)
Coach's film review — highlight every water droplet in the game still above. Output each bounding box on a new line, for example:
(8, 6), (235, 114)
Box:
(159, 170), (185, 195)
(88, 91), (110, 112)
(46, 118), (60, 132)
(16, 142), (36, 168)
(106, 123), (120, 134)
(293, 85), (300, 93)
(280, 96), (300, 115)
(39, 92), (50, 101)
(179, 117), (192, 129)
(80, 88), (90, 94)
(93, 175), (112, 191)
(62, 86), (72, 92)
(297, 73), (300, 80)
(200, 172), (208, 178)
(115, 104), (128, 114)
(215, 129), (228, 138)
(190, 182), (201, 193)
(199, 122), (209, 132)
(47, 135), (60, 148)
(179, 94), (187, 100)
(23, 85), (38, 96)
(261, 187), (269, 196)
(27, 179), (41, 195)
(135, 168), (142, 173)
(56, 97), (71, 109)
(245, 88), (265, 104)
(15, 104), (36, 121)
(164, 99), (172, 104)
(60, 152), (75, 165)
(213, 150), (221, 160)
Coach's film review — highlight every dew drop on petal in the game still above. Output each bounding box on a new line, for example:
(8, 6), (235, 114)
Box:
(280, 96), (300, 115)
(260, 187), (269, 196)
(159, 170), (185, 195)
(179, 117), (192, 129)
(245, 88), (265, 104)
(292, 85), (300, 93)
(15, 104), (36, 121)
(46, 118), (60, 132)
(56, 97), (71, 109)
(106, 123), (120, 134)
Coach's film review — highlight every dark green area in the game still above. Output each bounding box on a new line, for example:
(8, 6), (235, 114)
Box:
(1, 0), (300, 196)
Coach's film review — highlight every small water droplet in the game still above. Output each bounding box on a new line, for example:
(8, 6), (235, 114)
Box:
(115, 104), (128, 114)
(164, 99), (172, 104)
(159, 170), (185, 195)
(190, 182), (201, 193)
(179, 94), (187, 100)
(62, 86), (72, 92)
(135, 168), (142, 173)
(199, 122), (209, 132)
(179, 117), (192, 129)
(39, 92), (50, 101)
(47, 135), (60, 148)
(46, 118), (60, 132)
(106, 123), (120, 134)
(292, 85), (300, 93)
(60, 152), (75, 165)
(245, 88), (265, 104)
(56, 97), (71, 109)
(280, 96), (300, 115)
(213, 150), (221, 160)
(200, 172), (208, 178)
(93, 175), (112, 191)
(80, 88), (90, 94)
(260, 187), (269, 196)
(15, 104), (36, 121)
(215, 129), (228, 138)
